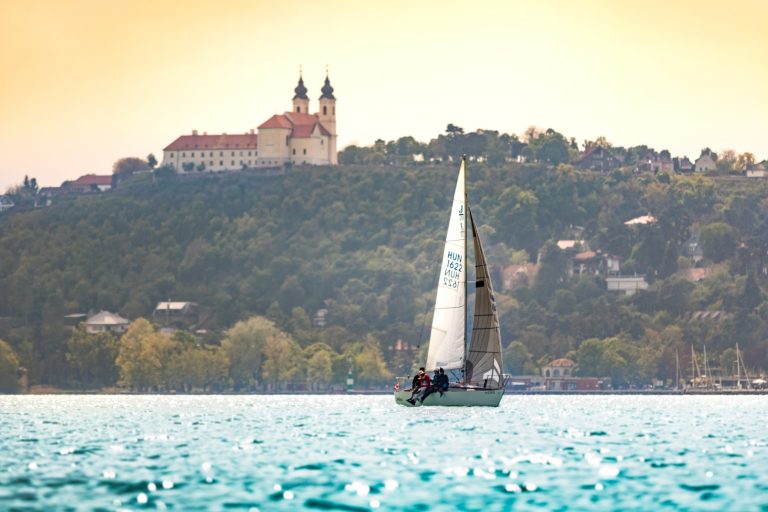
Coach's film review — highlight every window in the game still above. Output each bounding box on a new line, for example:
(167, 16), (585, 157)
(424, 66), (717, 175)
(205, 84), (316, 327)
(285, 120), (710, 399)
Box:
(545, 369), (551, 377)
(220, 151), (223, 156)
(220, 161), (223, 166)
(292, 149), (296, 155)
(231, 160), (235, 165)
(321, 139), (324, 145)
(182, 152), (186, 157)
(296, 106), (300, 112)
(248, 151), (251, 156)
(209, 152), (213, 157)
(323, 105), (327, 115)
(210, 161), (213, 166)
(191, 152), (195, 157)
(303, 148), (307, 155)
(231, 151), (234, 156)
(554, 369), (560, 377)
(240, 151), (243, 156)
(285, 136), (289, 146)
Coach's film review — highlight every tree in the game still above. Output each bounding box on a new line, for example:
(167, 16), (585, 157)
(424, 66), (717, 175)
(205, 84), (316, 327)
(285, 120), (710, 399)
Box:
(147, 153), (158, 169)
(222, 316), (280, 389)
(504, 340), (536, 375)
(700, 222), (737, 263)
(66, 326), (119, 389)
(262, 332), (303, 390)
(306, 349), (333, 390)
(113, 157), (150, 178)
(352, 336), (392, 386)
(115, 318), (176, 390)
(0, 339), (21, 393)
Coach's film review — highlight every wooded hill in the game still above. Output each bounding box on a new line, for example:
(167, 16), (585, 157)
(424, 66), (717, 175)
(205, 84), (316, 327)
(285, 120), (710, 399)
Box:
(1, 162), (767, 388)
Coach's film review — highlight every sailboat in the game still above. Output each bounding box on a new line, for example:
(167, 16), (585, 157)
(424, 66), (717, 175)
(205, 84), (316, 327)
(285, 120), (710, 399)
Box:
(394, 157), (504, 407)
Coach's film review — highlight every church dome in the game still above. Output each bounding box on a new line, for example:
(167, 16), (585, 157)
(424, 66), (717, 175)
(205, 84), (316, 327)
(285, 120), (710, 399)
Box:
(293, 76), (308, 100)
(320, 75), (335, 100)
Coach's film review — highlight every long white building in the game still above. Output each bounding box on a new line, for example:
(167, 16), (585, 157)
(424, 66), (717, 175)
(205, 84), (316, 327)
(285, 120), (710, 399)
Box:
(162, 74), (337, 172)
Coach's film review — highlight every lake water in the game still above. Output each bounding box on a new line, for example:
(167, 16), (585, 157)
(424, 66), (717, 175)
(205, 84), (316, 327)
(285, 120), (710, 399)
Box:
(1, 395), (767, 511)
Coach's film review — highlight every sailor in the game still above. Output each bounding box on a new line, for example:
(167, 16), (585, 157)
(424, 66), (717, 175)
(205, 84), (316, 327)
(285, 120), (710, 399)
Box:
(416, 370), (441, 404)
(407, 368), (426, 404)
(437, 368), (449, 393)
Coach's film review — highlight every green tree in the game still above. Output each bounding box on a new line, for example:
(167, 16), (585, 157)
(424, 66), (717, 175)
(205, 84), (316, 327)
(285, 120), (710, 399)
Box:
(306, 349), (333, 390)
(115, 318), (176, 390)
(262, 332), (303, 390)
(504, 340), (536, 375)
(0, 339), (21, 393)
(700, 222), (737, 263)
(352, 336), (392, 386)
(147, 153), (158, 169)
(222, 316), (280, 390)
(65, 326), (119, 389)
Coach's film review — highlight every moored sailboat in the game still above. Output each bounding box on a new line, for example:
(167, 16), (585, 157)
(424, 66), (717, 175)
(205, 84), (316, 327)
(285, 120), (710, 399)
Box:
(394, 157), (504, 407)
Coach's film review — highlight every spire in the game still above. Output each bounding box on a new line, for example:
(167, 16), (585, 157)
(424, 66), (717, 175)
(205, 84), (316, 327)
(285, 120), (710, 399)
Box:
(320, 73), (335, 100)
(293, 73), (308, 100)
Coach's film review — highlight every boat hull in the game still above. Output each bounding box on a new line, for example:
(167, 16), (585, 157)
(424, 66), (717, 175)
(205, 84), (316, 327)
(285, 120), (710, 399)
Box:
(394, 388), (504, 407)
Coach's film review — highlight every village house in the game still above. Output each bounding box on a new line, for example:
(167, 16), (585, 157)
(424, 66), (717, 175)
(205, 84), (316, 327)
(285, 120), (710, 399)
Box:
(502, 263), (538, 291)
(577, 145), (623, 173)
(541, 358), (599, 391)
(63, 174), (113, 193)
(162, 74), (338, 173)
(694, 153), (717, 173)
(0, 195), (14, 213)
(673, 156), (694, 172)
(84, 310), (130, 334)
(746, 162), (768, 178)
(153, 301), (199, 329)
(570, 250), (621, 277)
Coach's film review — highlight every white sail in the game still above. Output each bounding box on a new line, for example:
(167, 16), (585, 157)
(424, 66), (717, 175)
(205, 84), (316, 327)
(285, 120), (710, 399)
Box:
(425, 160), (466, 371)
(465, 209), (503, 389)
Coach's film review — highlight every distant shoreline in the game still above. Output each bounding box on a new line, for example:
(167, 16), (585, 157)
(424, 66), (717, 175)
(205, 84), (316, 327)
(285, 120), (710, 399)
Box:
(5, 388), (768, 396)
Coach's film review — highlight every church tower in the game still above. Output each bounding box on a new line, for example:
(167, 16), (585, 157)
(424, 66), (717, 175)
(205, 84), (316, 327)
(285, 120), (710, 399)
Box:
(318, 74), (337, 164)
(292, 74), (309, 114)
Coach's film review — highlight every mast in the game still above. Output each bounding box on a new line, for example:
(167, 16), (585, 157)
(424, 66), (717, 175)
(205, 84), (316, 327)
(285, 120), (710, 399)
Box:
(736, 343), (741, 389)
(463, 154), (468, 375)
(675, 349), (679, 390)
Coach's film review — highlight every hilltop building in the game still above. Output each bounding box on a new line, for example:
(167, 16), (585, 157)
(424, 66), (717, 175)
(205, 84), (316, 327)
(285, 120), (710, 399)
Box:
(161, 74), (338, 172)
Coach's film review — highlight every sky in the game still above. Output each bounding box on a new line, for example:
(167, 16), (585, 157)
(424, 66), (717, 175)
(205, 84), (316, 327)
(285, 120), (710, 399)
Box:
(1, 0), (767, 190)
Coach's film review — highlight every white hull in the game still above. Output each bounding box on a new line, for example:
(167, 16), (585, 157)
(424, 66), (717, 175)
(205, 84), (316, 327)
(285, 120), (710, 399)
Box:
(394, 388), (504, 407)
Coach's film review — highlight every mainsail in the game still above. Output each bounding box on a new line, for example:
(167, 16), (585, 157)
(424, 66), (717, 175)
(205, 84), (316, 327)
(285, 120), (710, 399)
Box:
(465, 209), (503, 389)
(425, 160), (467, 371)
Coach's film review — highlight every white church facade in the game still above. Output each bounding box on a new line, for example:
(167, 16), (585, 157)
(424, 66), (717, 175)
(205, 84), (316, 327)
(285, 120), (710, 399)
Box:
(161, 74), (337, 172)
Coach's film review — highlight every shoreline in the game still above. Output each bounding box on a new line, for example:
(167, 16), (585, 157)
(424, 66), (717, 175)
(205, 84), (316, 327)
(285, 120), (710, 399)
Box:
(6, 388), (768, 396)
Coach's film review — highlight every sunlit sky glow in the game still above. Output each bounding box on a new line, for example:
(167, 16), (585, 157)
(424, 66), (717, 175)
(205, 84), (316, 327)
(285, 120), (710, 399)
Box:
(1, 0), (766, 190)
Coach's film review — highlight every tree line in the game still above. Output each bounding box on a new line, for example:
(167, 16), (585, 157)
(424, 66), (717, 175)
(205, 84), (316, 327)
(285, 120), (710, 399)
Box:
(1, 156), (767, 391)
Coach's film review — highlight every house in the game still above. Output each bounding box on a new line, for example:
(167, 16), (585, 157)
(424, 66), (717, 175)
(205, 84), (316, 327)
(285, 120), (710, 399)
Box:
(502, 263), (538, 290)
(577, 145), (623, 173)
(84, 310), (130, 334)
(694, 153), (717, 173)
(63, 174), (112, 193)
(162, 73), (338, 173)
(673, 156), (694, 173)
(571, 250), (621, 277)
(746, 162), (768, 178)
(606, 276), (648, 295)
(683, 233), (704, 262)
(624, 215), (657, 226)
(0, 195), (14, 213)
(683, 267), (712, 282)
(541, 358), (599, 391)
(152, 301), (199, 329)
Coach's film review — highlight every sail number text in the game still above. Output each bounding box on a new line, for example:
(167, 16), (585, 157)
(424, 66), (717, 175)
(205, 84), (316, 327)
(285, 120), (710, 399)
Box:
(442, 251), (463, 289)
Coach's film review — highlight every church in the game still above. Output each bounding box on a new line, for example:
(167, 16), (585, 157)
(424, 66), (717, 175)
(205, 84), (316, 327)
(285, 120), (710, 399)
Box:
(161, 74), (337, 172)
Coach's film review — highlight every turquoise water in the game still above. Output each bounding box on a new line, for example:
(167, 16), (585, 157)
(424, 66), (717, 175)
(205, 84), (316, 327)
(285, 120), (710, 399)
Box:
(1, 395), (767, 511)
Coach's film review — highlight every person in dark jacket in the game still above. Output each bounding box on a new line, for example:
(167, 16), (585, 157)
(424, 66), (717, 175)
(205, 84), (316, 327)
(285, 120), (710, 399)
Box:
(407, 368), (426, 404)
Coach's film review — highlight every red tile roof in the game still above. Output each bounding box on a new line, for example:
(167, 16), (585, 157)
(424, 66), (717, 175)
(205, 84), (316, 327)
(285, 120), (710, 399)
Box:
(163, 133), (258, 151)
(257, 112), (332, 138)
(71, 174), (112, 186)
(258, 115), (293, 130)
(548, 358), (576, 367)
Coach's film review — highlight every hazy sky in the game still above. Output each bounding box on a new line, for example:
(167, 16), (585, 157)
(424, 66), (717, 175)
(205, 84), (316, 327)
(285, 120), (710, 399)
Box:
(1, 0), (766, 190)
